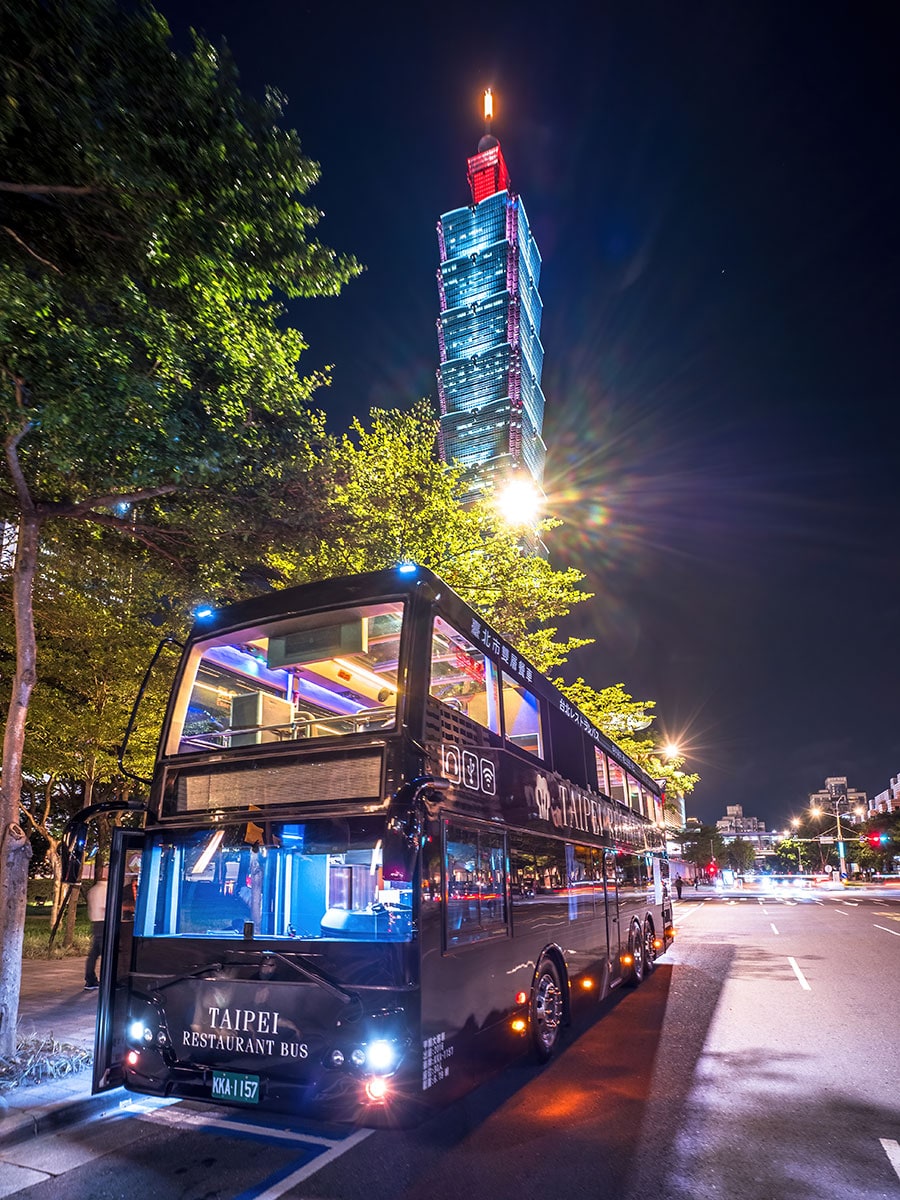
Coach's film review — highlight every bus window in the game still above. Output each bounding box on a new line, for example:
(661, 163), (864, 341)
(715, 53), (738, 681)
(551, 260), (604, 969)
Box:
(567, 845), (595, 919)
(595, 748), (610, 797)
(169, 602), (404, 754)
(608, 760), (627, 806)
(429, 617), (500, 733)
(627, 775), (643, 816)
(444, 822), (507, 947)
(134, 819), (414, 943)
(501, 673), (544, 758)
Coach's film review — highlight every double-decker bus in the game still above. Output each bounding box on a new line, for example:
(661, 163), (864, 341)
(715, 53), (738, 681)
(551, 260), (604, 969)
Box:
(66, 564), (673, 1126)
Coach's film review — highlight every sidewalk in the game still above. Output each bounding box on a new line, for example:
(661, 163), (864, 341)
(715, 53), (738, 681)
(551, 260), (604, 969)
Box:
(0, 957), (122, 1147)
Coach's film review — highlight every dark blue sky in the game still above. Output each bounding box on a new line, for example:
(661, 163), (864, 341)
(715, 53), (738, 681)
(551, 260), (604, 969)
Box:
(157, 0), (900, 829)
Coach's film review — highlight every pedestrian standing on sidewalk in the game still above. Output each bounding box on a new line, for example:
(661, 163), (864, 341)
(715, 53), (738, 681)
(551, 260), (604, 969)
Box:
(84, 875), (108, 990)
(674, 874), (683, 900)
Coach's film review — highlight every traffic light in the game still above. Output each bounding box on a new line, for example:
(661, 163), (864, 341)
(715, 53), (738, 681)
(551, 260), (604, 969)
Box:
(867, 832), (890, 847)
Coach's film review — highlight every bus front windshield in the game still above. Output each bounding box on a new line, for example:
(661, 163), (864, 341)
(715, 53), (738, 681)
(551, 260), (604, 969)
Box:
(134, 819), (413, 943)
(167, 602), (404, 756)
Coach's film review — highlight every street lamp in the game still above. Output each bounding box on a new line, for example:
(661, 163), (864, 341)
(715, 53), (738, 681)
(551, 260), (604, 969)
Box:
(810, 801), (850, 882)
(789, 818), (802, 872)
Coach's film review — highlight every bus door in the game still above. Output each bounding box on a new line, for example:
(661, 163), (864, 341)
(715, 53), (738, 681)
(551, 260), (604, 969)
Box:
(602, 848), (623, 967)
(94, 826), (145, 1093)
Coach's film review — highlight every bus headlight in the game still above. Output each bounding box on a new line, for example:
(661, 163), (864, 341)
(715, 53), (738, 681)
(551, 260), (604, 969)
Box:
(365, 1039), (396, 1073)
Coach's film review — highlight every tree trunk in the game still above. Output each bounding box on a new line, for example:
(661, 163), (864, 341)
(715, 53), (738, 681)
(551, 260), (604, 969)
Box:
(0, 504), (41, 1059)
(0, 824), (32, 1055)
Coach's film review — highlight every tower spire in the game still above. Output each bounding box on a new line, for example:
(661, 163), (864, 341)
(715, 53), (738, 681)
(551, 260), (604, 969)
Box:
(467, 87), (509, 203)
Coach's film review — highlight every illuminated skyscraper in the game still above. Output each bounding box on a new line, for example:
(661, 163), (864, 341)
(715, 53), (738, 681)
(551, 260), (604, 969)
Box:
(436, 91), (547, 503)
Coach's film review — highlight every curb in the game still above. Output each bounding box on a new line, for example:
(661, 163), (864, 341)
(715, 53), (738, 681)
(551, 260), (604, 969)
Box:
(0, 1087), (125, 1149)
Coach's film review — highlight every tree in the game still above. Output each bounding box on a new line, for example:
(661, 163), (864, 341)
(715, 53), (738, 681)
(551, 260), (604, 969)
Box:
(672, 824), (724, 871)
(725, 836), (756, 873)
(281, 404), (594, 672)
(0, 0), (358, 1056)
(552, 678), (700, 801)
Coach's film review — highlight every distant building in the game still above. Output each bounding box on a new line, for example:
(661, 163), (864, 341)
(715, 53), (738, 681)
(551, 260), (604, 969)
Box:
(435, 90), (547, 504)
(808, 776), (867, 824)
(872, 775), (899, 814)
(716, 804), (765, 836)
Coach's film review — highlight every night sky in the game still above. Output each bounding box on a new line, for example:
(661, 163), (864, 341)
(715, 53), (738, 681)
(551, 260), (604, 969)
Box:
(155, 0), (900, 830)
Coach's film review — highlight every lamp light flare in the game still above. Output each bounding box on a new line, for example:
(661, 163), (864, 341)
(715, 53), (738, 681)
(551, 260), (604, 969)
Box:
(496, 477), (541, 528)
(483, 88), (493, 123)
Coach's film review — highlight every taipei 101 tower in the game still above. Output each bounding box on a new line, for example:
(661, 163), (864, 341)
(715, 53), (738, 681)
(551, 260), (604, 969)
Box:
(435, 90), (547, 505)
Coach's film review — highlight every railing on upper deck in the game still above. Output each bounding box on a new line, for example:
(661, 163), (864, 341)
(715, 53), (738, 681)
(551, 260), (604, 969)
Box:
(178, 707), (397, 752)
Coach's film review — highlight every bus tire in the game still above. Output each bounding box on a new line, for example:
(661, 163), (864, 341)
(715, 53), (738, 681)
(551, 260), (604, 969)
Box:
(530, 958), (564, 1062)
(643, 919), (656, 975)
(625, 921), (645, 987)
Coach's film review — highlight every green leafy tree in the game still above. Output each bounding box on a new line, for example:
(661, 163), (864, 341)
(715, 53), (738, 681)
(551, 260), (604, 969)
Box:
(725, 836), (756, 873)
(673, 824), (724, 871)
(0, 0), (358, 1055)
(552, 678), (700, 800)
(281, 404), (594, 672)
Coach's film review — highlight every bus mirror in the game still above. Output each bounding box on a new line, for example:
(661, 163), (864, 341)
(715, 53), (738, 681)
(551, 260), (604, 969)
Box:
(59, 800), (149, 884)
(60, 821), (87, 885)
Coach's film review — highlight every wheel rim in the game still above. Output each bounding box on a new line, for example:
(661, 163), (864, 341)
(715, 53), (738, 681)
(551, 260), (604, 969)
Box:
(631, 925), (644, 982)
(533, 969), (562, 1052)
(644, 924), (655, 972)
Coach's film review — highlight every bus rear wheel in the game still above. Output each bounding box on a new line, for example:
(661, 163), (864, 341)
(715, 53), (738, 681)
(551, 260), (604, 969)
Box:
(643, 920), (657, 975)
(625, 921), (645, 986)
(530, 959), (563, 1062)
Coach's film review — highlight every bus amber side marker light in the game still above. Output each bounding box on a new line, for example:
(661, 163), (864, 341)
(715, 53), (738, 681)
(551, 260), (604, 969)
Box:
(365, 1077), (389, 1102)
(653, 938), (663, 950)
(621, 954), (634, 967)
(511, 1018), (527, 1034)
(580, 977), (595, 990)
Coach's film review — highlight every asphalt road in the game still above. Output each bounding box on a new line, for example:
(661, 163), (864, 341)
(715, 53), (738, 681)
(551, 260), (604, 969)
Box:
(2, 886), (899, 1200)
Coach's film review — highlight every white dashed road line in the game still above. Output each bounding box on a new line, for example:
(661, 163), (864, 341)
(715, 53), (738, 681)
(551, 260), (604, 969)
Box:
(880, 1138), (900, 1182)
(787, 956), (811, 990)
(770, 924), (779, 935)
(873, 924), (900, 937)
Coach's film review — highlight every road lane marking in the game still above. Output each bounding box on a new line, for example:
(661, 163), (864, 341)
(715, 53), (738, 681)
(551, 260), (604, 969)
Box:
(881, 1138), (900, 1181)
(873, 924), (900, 937)
(834, 909), (848, 916)
(674, 904), (704, 922)
(770, 924), (779, 935)
(842, 901), (860, 907)
(787, 956), (811, 990)
(237, 1127), (373, 1199)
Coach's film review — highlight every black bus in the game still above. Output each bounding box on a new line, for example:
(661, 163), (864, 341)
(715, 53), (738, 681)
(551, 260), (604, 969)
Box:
(70, 564), (673, 1126)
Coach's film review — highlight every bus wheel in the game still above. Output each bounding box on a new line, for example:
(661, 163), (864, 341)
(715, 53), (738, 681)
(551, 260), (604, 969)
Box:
(625, 921), (645, 986)
(531, 958), (563, 1062)
(643, 920), (656, 975)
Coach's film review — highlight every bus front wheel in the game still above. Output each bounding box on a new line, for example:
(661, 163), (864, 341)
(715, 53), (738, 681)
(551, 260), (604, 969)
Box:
(530, 958), (563, 1062)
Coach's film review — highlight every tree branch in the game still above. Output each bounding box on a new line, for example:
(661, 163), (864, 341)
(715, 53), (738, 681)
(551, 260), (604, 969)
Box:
(3, 384), (36, 515)
(0, 182), (96, 196)
(0, 225), (62, 274)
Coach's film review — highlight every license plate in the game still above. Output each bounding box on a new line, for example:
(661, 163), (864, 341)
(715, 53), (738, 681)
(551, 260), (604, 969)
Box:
(211, 1071), (260, 1105)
